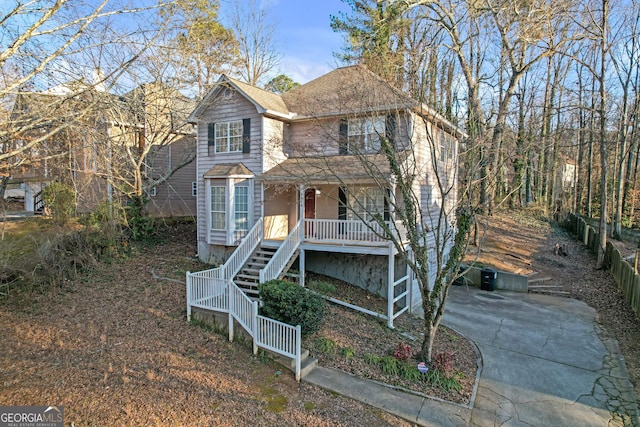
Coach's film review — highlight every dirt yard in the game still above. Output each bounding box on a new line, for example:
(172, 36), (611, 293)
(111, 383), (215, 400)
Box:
(0, 221), (412, 426)
(468, 210), (640, 400)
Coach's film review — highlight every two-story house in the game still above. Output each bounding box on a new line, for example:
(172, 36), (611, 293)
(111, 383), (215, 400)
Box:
(5, 81), (197, 217)
(188, 65), (462, 324)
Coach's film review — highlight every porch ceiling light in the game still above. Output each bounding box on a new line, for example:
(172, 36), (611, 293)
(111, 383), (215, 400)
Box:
(315, 189), (321, 195)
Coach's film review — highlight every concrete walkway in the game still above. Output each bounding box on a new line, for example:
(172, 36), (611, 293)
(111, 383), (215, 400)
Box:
(304, 286), (640, 426)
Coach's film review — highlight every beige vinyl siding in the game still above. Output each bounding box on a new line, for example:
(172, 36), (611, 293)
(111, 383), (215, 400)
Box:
(312, 185), (340, 219)
(196, 92), (261, 248)
(286, 118), (341, 157)
(262, 117), (286, 171)
(264, 185), (295, 239)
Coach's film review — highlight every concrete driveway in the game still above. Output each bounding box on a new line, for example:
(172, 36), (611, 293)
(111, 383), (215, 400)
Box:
(443, 286), (639, 426)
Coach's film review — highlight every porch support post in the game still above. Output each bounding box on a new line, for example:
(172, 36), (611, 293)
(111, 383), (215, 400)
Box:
(260, 182), (264, 222)
(407, 247), (414, 314)
(299, 184), (305, 224)
(299, 248), (305, 288)
(388, 177), (397, 237)
(387, 245), (394, 329)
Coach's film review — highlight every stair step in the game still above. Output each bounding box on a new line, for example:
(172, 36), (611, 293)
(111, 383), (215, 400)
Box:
(242, 267), (261, 274)
(236, 273), (259, 280)
(256, 249), (276, 255)
(529, 285), (562, 289)
(269, 347), (317, 379)
(299, 356), (318, 379)
(246, 261), (267, 269)
(529, 277), (553, 284)
(234, 281), (260, 291)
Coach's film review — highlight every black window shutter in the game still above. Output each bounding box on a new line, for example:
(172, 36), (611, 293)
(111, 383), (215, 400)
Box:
(338, 187), (347, 220)
(385, 114), (396, 147)
(383, 188), (391, 221)
(339, 119), (348, 155)
(242, 118), (251, 153)
(207, 123), (215, 154)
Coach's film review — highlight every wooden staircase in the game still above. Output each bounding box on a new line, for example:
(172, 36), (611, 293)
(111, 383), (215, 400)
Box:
(233, 246), (277, 298)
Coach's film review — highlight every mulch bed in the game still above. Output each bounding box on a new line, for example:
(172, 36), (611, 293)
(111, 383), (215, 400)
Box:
(303, 273), (478, 404)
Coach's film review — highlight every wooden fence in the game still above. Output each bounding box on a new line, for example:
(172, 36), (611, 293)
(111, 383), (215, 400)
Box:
(566, 214), (640, 318)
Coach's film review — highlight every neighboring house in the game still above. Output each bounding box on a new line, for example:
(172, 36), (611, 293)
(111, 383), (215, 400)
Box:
(4, 81), (197, 217)
(5, 88), (110, 213)
(112, 82), (197, 218)
(188, 65), (463, 322)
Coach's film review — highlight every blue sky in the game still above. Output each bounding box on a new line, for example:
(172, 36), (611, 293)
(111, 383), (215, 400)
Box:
(265, 0), (350, 84)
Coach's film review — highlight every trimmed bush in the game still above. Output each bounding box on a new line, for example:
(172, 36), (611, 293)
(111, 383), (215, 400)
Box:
(258, 279), (325, 336)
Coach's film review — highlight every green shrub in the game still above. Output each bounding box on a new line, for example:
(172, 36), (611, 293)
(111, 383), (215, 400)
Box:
(258, 279), (325, 337)
(125, 196), (155, 241)
(42, 182), (75, 225)
(315, 337), (337, 354)
(341, 346), (356, 359)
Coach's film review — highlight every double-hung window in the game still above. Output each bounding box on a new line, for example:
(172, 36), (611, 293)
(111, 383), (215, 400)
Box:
(215, 120), (243, 153)
(210, 186), (226, 230)
(348, 187), (386, 221)
(234, 186), (249, 231)
(348, 116), (385, 153)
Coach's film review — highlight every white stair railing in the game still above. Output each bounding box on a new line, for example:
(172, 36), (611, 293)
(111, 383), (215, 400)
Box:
(188, 277), (302, 380)
(259, 221), (301, 283)
(186, 218), (263, 320)
(186, 217), (303, 380)
(225, 217), (264, 280)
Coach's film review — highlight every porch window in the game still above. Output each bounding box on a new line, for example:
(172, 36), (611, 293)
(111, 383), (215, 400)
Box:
(234, 185), (249, 230)
(215, 120), (243, 153)
(348, 116), (385, 153)
(210, 186), (226, 230)
(348, 187), (386, 221)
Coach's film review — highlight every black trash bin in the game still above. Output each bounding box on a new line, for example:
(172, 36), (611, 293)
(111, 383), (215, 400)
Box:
(480, 268), (497, 291)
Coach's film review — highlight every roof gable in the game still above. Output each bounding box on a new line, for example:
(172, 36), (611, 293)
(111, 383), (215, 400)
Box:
(189, 75), (290, 122)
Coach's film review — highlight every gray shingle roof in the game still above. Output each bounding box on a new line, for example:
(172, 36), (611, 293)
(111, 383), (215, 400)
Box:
(257, 154), (399, 184)
(282, 65), (417, 118)
(224, 76), (290, 116)
(203, 163), (253, 178)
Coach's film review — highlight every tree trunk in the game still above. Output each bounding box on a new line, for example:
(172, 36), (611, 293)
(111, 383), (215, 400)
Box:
(597, 0), (609, 269)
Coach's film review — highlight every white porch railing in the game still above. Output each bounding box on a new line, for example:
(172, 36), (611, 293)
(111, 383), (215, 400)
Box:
(304, 219), (406, 244)
(186, 276), (302, 380)
(260, 221), (302, 283)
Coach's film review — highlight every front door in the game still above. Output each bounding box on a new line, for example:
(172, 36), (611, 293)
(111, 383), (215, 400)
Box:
(304, 189), (316, 237)
(304, 189), (316, 219)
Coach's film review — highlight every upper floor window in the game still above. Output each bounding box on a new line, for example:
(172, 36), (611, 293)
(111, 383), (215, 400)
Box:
(215, 120), (243, 153)
(207, 119), (251, 155)
(348, 116), (385, 153)
(439, 130), (455, 163)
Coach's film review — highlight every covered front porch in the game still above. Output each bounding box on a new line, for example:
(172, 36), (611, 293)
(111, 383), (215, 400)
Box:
(256, 155), (415, 327)
(262, 182), (407, 249)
